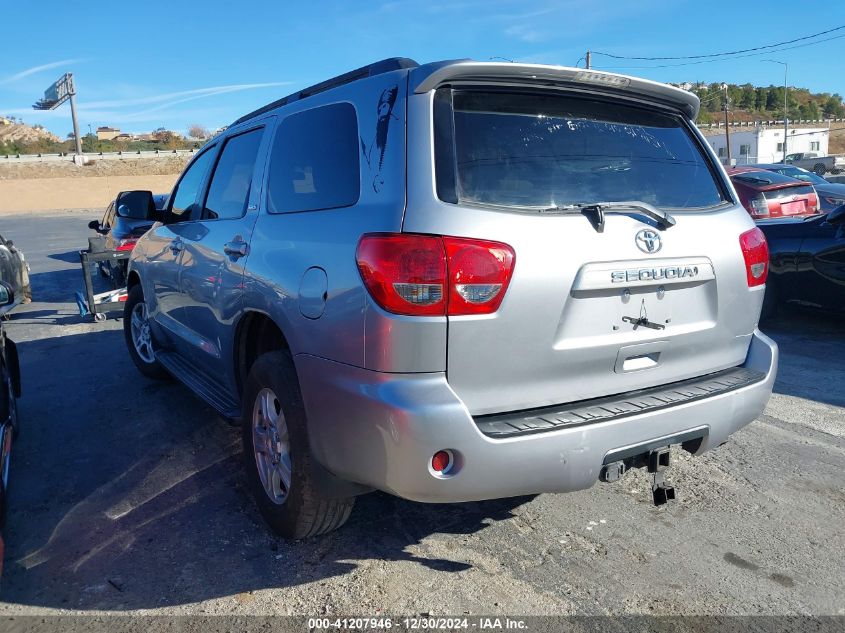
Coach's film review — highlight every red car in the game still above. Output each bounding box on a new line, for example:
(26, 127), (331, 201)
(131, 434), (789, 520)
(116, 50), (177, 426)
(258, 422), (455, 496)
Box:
(727, 166), (820, 219)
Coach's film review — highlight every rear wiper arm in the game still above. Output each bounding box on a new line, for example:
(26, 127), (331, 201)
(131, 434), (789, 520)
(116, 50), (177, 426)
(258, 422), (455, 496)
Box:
(540, 201), (676, 233)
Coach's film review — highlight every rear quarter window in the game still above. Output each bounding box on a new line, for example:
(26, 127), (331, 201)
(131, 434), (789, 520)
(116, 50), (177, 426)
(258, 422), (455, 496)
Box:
(267, 103), (360, 213)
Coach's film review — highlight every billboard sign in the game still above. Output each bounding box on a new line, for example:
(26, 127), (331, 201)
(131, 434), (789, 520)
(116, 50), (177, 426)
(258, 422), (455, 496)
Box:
(33, 73), (74, 110)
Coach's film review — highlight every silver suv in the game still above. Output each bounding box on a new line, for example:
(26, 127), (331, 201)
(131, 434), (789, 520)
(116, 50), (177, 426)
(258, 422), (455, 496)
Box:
(124, 58), (778, 538)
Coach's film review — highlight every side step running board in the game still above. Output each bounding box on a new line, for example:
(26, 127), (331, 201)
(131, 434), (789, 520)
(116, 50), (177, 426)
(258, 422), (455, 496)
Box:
(156, 351), (241, 420)
(474, 366), (766, 439)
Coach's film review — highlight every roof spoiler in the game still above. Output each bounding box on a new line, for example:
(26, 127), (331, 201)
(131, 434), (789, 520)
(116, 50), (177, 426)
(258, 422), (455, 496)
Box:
(410, 61), (700, 119)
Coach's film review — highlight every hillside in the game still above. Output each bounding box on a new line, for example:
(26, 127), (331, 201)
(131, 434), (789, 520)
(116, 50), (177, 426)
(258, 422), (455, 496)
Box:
(681, 82), (845, 125)
(0, 119), (60, 149)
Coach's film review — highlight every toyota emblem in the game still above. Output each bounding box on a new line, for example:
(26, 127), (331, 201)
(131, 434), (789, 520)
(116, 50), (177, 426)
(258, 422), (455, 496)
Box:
(635, 229), (662, 253)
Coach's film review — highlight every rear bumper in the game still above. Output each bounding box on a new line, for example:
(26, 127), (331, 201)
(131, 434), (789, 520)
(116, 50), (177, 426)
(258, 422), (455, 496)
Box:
(297, 329), (778, 503)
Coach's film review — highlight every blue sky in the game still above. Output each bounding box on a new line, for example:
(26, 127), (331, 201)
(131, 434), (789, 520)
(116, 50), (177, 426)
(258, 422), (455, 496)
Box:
(2, 0), (844, 138)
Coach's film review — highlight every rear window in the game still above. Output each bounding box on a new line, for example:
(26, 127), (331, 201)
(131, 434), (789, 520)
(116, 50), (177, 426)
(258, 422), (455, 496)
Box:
(267, 103), (360, 214)
(434, 89), (727, 210)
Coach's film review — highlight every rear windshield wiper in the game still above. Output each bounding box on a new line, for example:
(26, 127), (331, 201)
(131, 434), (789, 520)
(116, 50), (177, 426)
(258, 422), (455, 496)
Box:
(539, 201), (676, 233)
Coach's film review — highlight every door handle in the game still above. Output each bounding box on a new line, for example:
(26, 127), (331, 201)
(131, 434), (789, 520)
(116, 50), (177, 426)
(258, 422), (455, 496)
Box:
(169, 238), (183, 254)
(223, 240), (249, 259)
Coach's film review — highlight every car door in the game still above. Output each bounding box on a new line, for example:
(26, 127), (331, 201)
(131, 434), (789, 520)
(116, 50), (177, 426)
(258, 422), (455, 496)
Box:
(177, 123), (270, 388)
(794, 209), (845, 310)
(143, 146), (218, 354)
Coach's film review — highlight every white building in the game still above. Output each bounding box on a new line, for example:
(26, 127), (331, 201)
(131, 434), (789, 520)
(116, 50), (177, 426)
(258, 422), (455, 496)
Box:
(702, 126), (829, 165)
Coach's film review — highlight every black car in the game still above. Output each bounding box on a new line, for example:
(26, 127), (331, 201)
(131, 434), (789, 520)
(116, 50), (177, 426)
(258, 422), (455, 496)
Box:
(752, 163), (845, 212)
(88, 191), (167, 284)
(0, 278), (21, 532)
(758, 204), (845, 317)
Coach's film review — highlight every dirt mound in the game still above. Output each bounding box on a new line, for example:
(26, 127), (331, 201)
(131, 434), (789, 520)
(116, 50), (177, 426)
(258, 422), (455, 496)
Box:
(0, 155), (191, 180)
(0, 121), (60, 145)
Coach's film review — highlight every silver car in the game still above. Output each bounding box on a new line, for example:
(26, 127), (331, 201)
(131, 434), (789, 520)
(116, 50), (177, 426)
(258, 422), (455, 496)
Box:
(125, 58), (778, 539)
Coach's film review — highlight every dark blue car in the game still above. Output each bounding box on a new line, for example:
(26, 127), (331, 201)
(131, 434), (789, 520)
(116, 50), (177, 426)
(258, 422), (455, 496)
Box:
(758, 204), (845, 317)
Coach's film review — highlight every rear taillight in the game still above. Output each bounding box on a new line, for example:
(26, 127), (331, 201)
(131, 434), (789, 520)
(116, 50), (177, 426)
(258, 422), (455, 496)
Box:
(356, 234), (515, 316)
(739, 227), (769, 287)
(748, 194), (770, 217)
(356, 234), (446, 316)
(115, 238), (138, 251)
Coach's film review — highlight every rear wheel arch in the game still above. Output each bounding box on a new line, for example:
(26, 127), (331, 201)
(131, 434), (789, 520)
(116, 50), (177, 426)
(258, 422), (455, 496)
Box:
(234, 311), (291, 398)
(126, 270), (141, 290)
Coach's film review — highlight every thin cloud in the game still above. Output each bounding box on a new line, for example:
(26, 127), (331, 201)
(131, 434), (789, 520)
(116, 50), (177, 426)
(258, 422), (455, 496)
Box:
(0, 59), (86, 84)
(83, 82), (291, 110)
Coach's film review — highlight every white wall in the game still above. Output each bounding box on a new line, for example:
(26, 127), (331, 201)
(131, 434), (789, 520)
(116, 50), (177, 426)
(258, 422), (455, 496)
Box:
(705, 130), (757, 165)
(702, 127), (829, 164)
(757, 128), (828, 163)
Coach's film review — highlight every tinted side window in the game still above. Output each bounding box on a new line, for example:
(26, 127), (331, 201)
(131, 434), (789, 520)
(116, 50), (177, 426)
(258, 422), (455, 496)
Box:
(170, 148), (216, 219)
(203, 128), (264, 220)
(267, 103), (359, 214)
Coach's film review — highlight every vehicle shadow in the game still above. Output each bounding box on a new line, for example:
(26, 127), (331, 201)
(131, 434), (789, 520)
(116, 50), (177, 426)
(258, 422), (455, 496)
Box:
(27, 266), (113, 307)
(764, 307), (845, 407)
(47, 250), (84, 265)
(1, 329), (533, 611)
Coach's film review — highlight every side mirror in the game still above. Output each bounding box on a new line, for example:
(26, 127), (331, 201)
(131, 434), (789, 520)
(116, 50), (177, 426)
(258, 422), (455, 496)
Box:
(827, 204), (845, 226)
(0, 281), (13, 306)
(115, 190), (155, 220)
(88, 219), (100, 231)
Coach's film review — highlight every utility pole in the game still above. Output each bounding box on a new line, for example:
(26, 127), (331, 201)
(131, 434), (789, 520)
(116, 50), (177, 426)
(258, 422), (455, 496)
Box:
(722, 83), (731, 165)
(69, 87), (83, 158)
(586, 50), (591, 69)
(763, 60), (788, 162)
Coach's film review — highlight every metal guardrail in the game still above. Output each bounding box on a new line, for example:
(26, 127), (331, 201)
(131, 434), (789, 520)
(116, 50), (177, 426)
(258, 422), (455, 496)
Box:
(0, 148), (196, 163)
(699, 117), (845, 129)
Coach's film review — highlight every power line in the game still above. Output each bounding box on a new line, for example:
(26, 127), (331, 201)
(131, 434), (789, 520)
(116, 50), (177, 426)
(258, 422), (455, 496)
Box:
(593, 25), (845, 61)
(593, 32), (845, 70)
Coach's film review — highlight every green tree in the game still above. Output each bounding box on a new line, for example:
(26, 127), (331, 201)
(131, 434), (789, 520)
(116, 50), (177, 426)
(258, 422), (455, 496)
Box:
(739, 85), (755, 110)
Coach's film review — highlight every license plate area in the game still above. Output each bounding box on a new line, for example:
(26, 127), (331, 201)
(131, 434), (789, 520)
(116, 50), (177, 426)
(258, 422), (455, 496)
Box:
(557, 257), (717, 349)
(780, 200), (807, 215)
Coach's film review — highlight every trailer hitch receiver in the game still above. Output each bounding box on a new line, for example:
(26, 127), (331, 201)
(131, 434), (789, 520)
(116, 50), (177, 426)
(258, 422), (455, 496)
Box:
(648, 447), (675, 506)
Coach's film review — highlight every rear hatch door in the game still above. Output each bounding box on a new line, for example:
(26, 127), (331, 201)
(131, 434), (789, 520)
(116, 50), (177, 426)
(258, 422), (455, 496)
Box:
(405, 86), (762, 415)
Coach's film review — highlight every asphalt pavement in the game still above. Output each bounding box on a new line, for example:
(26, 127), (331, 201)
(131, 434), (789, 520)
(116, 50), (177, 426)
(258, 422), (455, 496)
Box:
(0, 211), (843, 616)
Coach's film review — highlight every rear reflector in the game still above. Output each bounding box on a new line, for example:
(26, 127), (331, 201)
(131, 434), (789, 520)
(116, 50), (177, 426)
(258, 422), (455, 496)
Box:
(356, 234), (515, 316)
(431, 450), (453, 473)
(739, 227), (769, 287)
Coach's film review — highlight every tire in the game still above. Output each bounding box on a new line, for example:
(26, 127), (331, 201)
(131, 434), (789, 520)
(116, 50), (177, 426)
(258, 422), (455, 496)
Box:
(242, 350), (354, 539)
(123, 284), (170, 380)
(813, 163), (827, 177)
(111, 261), (127, 287)
(0, 361), (16, 440)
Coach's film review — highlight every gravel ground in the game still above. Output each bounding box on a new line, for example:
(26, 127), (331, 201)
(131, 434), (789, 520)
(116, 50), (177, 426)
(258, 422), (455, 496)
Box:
(0, 212), (843, 617)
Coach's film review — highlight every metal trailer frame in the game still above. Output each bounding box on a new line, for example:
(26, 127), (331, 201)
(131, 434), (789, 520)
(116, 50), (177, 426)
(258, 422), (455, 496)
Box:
(78, 249), (130, 320)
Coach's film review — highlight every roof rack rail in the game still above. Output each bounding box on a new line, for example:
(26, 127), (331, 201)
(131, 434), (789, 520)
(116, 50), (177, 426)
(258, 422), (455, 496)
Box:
(231, 57), (419, 126)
